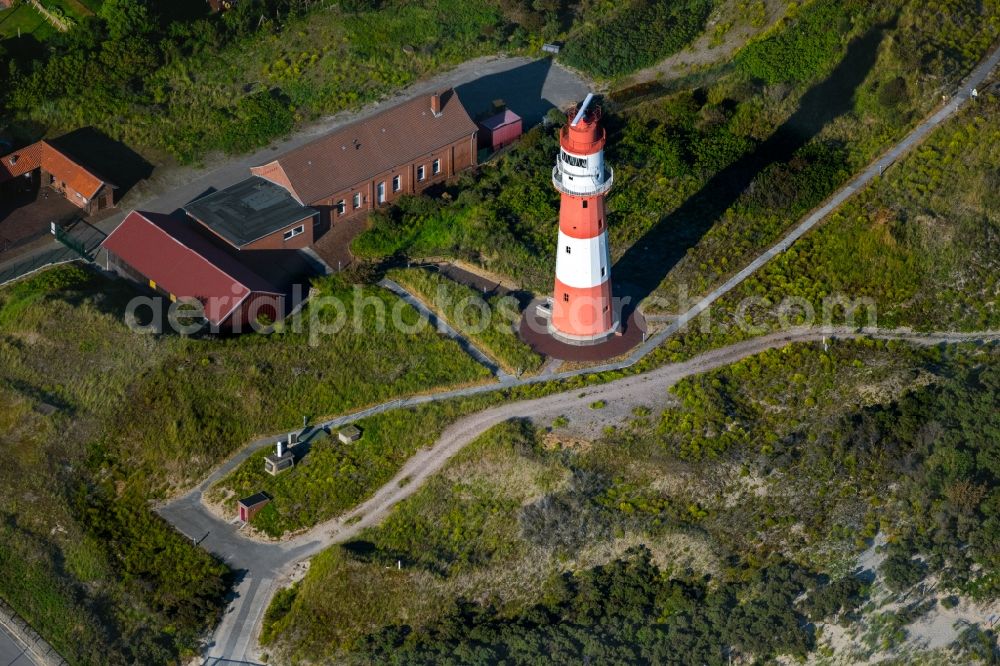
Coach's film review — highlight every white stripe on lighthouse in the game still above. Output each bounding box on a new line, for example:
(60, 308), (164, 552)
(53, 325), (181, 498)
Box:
(554, 230), (611, 289)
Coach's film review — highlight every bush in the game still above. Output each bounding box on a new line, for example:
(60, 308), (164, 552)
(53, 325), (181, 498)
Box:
(802, 576), (867, 621)
(736, 0), (857, 85)
(520, 469), (612, 552)
(881, 550), (927, 592)
(219, 90), (294, 154)
(561, 0), (713, 78)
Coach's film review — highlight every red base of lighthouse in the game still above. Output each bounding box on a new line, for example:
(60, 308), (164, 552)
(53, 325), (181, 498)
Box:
(550, 277), (617, 343)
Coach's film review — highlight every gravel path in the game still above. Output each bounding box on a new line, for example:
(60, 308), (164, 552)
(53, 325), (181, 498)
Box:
(182, 327), (998, 663)
(164, 42), (1000, 664)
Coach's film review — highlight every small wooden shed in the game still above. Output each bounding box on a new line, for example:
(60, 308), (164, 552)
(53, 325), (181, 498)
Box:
(238, 491), (272, 523)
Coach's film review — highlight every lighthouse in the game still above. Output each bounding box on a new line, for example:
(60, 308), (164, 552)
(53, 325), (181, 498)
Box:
(549, 94), (617, 344)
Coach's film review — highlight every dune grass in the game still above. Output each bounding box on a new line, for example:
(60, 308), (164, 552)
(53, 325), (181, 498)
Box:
(386, 267), (544, 375)
(0, 263), (489, 662)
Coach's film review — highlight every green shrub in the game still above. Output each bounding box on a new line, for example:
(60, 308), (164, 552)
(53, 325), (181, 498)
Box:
(561, 0), (713, 78)
(220, 90), (294, 154)
(736, 0), (857, 85)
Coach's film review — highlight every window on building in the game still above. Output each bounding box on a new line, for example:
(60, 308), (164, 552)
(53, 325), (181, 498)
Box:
(432, 159), (441, 175)
(392, 175), (401, 192)
(377, 181), (386, 203)
(284, 225), (305, 241)
(417, 165), (426, 181)
(336, 200), (346, 215)
(565, 246), (571, 254)
(598, 218), (603, 229)
(561, 150), (587, 168)
(353, 192), (362, 208)
(563, 293), (569, 302)
(601, 267), (605, 277)
(582, 200), (588, 208)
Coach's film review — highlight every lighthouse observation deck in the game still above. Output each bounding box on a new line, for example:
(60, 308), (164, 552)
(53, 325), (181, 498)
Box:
(552, 163), (614, 197)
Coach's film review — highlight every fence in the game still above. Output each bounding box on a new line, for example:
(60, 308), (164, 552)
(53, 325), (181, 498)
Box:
(0, 247), (78, 288)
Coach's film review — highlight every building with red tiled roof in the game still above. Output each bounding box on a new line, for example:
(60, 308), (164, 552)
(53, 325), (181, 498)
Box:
(102, 211), (284, 331)
(251, 89), (478, 227)
(0, 140), (115, 216)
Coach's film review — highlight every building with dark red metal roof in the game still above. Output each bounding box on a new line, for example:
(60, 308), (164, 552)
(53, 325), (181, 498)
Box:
(251, 89), (478, 227)
(101, 211), (284, 331)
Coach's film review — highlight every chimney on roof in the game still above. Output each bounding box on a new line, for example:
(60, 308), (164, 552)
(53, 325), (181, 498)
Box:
(9, 155), (17, 166)
(431, 92), (442, 117)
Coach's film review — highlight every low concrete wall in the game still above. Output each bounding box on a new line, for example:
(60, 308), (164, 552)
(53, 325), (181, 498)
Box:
(0, 599), (68, 666)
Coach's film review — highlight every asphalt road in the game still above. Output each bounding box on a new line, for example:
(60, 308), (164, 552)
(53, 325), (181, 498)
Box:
(0, 55), (589, 283)
(0, 625), (34, 666)
(163, 40), (1000, 662)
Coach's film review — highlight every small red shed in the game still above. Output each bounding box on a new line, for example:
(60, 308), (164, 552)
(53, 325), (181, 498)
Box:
(238, 492), (272, 523)
(478, 109), (523, 151)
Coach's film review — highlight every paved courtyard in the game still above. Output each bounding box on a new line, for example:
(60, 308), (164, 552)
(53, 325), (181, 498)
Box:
(0, 186), (80, 255)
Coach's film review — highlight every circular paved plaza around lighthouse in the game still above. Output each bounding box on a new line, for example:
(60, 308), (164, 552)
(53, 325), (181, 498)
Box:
(518, 300), (647, 362)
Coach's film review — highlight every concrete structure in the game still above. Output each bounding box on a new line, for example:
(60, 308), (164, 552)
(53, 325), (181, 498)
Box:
(264, 439), (294, 476)
(184, 176), (319, 251)
(237, 492), (271, 523)
(102, 211), (285, 331)
(0, 140), (115, 216)
(337, 425), (362, 444)
(251, 89), (478, 228)
(549, 95), (617, 344)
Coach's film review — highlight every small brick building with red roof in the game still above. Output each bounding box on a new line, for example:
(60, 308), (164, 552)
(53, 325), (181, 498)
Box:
(102, 211), (284, 331)
(0, 140), (115, 216)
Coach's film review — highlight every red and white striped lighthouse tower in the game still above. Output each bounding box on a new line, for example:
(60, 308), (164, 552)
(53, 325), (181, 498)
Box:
(550, 94), (617, 344)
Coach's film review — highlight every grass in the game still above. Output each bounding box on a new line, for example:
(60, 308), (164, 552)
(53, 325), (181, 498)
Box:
(260, 339), (1000, 663)
(9, 0), (508, 163)
(352, 0), (1000, 314)
(0, 263), (489, 662)
(260, 420), (568, 660)
(208, 396), (496, 537)
(0, 0), (95, 40)
(646, 85), (1000, 365)
(0, 3), (56, 41)
(734, 94), (1000, 330)
(386, 267), (543, 375)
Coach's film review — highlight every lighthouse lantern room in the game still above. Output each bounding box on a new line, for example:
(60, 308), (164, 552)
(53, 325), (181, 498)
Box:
(549, 93), (618, 344)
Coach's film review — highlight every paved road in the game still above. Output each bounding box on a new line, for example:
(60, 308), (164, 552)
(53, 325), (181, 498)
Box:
(160, 41), (1000, 664)
(0, 55), (588, 283)
(169, 327), (999, 663)
(0, 625), (34, 666)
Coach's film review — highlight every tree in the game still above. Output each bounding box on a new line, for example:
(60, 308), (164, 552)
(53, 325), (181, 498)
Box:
(99, 0), (156, 41)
